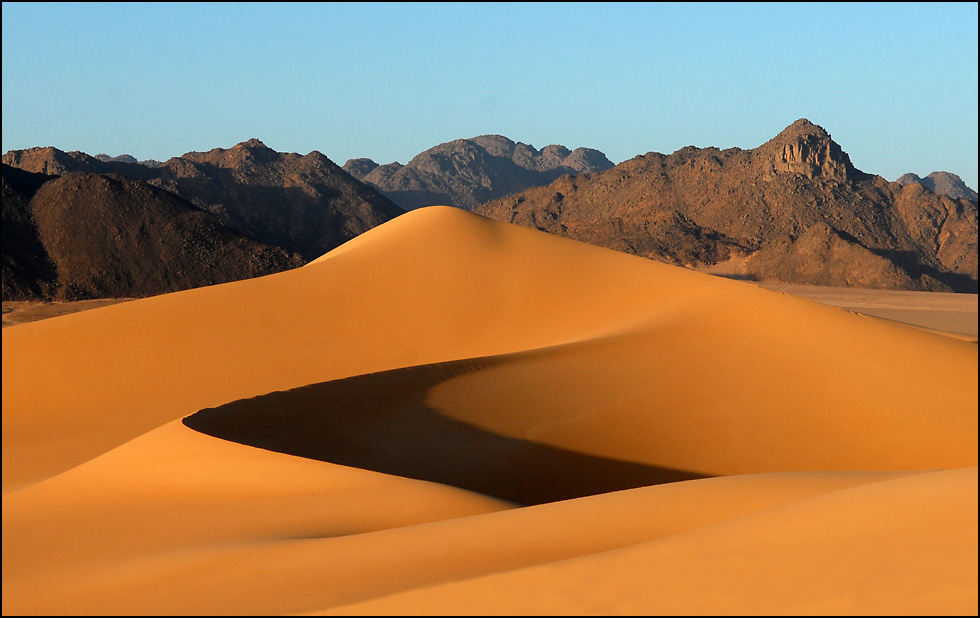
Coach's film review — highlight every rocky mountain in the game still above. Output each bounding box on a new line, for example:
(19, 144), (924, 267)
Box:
(3, 139), (406, 261)
(1, 163), (305, 301)
(896, 171), (978, 202)
(343, 135), (615, 211)
(474, 119), (978, 293)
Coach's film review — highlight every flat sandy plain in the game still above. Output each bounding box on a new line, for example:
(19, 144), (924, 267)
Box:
(2, 206), (977, 615)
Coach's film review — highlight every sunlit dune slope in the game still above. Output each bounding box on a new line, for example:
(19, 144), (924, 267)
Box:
(2, 421), (515, 616)
(3, 206), (978, 492)
(320, 466), (978, 617)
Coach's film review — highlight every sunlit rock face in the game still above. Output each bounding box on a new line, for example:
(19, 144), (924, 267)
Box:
(764, 118), (856, 182)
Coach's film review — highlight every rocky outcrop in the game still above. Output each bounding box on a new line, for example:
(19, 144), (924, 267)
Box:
(758, 118), (862, 182)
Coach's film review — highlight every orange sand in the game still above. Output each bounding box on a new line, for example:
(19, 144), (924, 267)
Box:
(3, 206), (977, 615)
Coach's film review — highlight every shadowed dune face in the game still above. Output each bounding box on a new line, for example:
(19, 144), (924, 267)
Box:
(183, 355), (707, 506)
(184, 313), (977, 505)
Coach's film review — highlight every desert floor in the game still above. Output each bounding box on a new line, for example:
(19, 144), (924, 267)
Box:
(2, 298), (135, 328)
(2, 206), (977, 615)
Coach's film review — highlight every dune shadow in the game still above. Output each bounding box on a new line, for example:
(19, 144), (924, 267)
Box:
(183, 357), (709, 506)
(710, 273), (759, 281)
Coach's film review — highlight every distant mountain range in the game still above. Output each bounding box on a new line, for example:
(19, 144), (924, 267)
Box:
(2, 139), (404, 262)
(1, 139), (403, 301)
(343, 135), (615, 210)
(93, 153), (165, 168)
(3, 121), (977, 300)
(474, 119), (977, 293)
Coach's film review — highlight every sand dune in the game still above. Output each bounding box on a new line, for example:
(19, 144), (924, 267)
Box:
(322, 467), (978, 616)
(2, 206), (977, 614)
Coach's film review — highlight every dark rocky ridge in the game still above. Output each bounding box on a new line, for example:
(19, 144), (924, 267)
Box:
(474, 119), (978, 293)
(2, 164), (305, 301)
(3, 139), (406, 261)
(2, 165), (59, 300)
(344, 135), (615, 211)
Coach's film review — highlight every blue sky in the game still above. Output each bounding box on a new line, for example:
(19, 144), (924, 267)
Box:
(2, 2), (978, 189)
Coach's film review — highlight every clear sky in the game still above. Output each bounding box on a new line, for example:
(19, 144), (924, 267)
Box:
(2, 2), (978, 189)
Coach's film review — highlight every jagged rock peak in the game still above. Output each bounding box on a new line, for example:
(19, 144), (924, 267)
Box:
(232, 138), (278, 162)
(180, 138), (281, 168)
(774, 118), (828, 139)
(896, 172), (923, 185)
(761, 118), (856, 182)
(239, 138), (270, 150)
(185, 138), (272, 156)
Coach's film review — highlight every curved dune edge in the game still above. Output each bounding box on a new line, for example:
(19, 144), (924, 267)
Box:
(180, 322), (976, 506)
(3, 206), (977, 614)
(2, 421), (515, 589)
